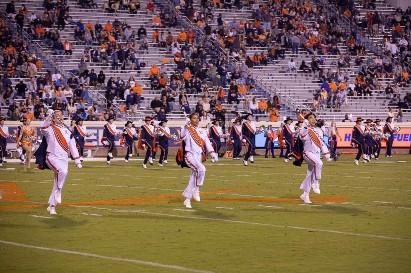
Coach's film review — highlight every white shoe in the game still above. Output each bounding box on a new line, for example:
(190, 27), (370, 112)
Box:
(300, 193), (312, 204)
(192, 189), (200, 202)
(354, 160), (359, 166)
(129, 154), (133, 158)
(47, 206), (57, 215)
(0, 163), (2, 167)
(55, 189), (62, 204)
(250, 156), (254, 163)
(163, 160), (168, 164)
(284, 159), (289, 163)
(149, 157), (153, 165)
(211, 158), (215, 163)
(106, 160), (111, 165)
(108, 152), (113, 158)
(125, 159), (128, 163)
(158, 163), (163, 167)
(312, 184), (320, 194)
(183, 199), (192, 209)
(243, 160), (248, 166)
(143, 164), (147, 169)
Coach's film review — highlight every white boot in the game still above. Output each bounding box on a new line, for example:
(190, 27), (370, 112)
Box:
(183, 199), (192, 209)
(300, 192), (312, 204)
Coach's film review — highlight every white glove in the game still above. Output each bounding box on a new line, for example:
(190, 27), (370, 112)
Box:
(211, 152), (218, 162)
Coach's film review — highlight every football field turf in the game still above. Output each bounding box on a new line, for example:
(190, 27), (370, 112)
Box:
(1, 156), (410, 273)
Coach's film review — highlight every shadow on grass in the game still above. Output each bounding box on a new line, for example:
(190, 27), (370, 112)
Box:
(41, 216), (88, 229)
(315, 204), (366, 215)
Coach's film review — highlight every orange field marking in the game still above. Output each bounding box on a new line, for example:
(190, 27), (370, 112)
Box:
(0, 185), (348, 210)
(0, 182), (28, 202)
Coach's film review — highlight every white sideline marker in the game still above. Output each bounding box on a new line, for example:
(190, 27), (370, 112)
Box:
(0, 240), (216, 273)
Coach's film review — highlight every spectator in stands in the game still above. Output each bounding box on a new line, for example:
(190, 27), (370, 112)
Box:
(15, 80), (28, 99)
(288, 59), (296, 73)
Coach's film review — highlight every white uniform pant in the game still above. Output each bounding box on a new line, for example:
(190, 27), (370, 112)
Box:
(300, 151), (323, 193)
(46, 154), (69, 206)
(183, 152), (206, 199)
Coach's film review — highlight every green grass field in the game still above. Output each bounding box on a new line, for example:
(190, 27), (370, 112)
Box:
(1, 156), (411, 273)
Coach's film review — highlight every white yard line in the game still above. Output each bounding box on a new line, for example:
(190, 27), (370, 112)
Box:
(0, 240), (216, 273)
(373, 201), (394, 204)
(30, 215), (53, 219)
(215, 207), (234, 210)
(80, 212), (103, 217)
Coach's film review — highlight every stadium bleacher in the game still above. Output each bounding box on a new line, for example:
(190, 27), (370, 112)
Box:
(0, 0), (410, 124)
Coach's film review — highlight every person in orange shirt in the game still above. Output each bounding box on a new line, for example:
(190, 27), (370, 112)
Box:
(152, 14), (161, 27)
(269, 107), (280, 122)
(258, 99), (268, 114)
(130, 82), (143, 105)
(183, 68), (192, 82)
(104, 21), (113, 33)
(152, 29), (159, 43)
(238, 84), (248, 95)
(329, 81), (337, 93)
(187, 29), (195, 43)
(159, 74), (168, 88)
(217, 87), (225, 103)
(178, 31), (187, 43)
(338, 80), (347, 91)
(149, 64), (160, 77)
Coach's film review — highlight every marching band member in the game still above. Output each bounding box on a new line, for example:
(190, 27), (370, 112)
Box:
(242, 113), (256, 166)
(157, 119), (171, 166)
(17, 116), (36, 170)
(230, 118), (242, 160)
(351, 117), (366, 165)
(264, 125), (276, 158)
(43, 110), (82, 215)
(209, 120), (223, 161)
(140, 116), (156, 169)
(73, 118), (91, 161)
(373, 119), (383, 159)
(384, 117), (399, 158)
(102, 115), (118, 165)
(282, 117), (294, 162)
(329, 121), (342, 161)
(364, 119), (377, 159)
(122, 121), (138, 162)
(0, 117), (10, 166)
(299, 112), (331, 204)
(180, 113), (218, 209)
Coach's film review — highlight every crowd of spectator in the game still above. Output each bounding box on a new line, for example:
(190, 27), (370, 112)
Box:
(1, 0), (410, 123)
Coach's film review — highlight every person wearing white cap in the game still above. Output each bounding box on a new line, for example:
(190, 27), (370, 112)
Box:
(180, 113), (218, 209)
(298, 112), (331, 204)
(42, 110), (82, 215)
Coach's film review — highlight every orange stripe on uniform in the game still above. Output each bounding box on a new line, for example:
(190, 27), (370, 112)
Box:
(51, 125), (69, 153)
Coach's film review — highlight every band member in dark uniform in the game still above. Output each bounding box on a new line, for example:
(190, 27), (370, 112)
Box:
(282, 117), (294, 162)
(0, 116), (10, 166)
(384, 117), (399, 158)
(230, 118), (242, 160)
(264, 125), (276, 158)
(122, 120), (138, 162)
(242, 114), (256, 166)
(209, 120), (223, 159)
(157, 120), (171, 166)
(102, 115), (118, 164)
(351, 117), (366, 165)
(73, 118), (91, 161)
(140, 116), (155, 168)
